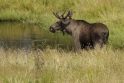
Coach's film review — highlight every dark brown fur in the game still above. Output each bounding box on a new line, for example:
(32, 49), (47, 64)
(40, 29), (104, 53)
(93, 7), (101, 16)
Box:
(49, 11), (109, 50)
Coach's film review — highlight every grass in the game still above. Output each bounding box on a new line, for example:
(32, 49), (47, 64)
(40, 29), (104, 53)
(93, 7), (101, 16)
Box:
(0, 47), (124, 83)
(0, 0), (124, 83)
(0, 0), (124, 48)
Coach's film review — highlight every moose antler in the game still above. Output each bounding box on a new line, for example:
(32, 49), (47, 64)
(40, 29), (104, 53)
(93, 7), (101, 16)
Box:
(65, 11), (73, 19)
(53, 11), (73, 19)
(61, 11), (66, 18)
(53, 12), (61, 19)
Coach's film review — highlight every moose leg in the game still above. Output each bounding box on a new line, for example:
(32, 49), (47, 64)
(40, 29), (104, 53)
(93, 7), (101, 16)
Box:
(93, 39), (104, 48)
(98, 39), (104, 48)
(72, 35), (81, 51)
(74, 39), (81, 51)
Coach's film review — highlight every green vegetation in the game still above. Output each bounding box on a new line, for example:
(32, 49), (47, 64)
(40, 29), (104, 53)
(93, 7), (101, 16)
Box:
(0, 0), (124, 48)
(0, 0), (124, 83)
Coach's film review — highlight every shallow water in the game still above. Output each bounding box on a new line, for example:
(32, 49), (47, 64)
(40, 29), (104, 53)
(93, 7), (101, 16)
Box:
(0, 22), (73, 50)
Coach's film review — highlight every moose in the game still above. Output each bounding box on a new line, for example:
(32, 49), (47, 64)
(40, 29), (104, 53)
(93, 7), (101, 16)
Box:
(49, 11), (109, 50)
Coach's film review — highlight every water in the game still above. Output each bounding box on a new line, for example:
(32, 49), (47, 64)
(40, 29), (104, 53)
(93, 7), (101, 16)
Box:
(0, 22), (73, 50)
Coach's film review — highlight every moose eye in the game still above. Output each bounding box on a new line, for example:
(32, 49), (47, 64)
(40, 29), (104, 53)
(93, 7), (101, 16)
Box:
(56, 22), (63, 26)
(56, 22), (59, 24)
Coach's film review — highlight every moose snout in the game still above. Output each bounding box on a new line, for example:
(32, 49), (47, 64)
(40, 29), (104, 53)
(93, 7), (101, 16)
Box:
(49, 26), (56, 33)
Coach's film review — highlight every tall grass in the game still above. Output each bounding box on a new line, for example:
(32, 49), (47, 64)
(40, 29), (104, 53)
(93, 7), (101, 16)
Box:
(0, 47), (124, 83)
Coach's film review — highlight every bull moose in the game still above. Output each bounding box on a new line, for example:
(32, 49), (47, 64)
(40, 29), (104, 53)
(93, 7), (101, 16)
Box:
(49, 11), (109, 50)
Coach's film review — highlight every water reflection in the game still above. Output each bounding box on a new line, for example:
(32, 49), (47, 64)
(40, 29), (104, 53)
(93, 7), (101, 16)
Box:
(0, 22), (73, 50)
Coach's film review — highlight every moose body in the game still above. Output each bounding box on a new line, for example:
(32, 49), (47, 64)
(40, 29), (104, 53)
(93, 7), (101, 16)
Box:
(49, 11), (109, 50)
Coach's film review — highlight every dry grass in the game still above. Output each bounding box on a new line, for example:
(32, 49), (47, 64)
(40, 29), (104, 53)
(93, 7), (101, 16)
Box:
(0, 47), (124, 83)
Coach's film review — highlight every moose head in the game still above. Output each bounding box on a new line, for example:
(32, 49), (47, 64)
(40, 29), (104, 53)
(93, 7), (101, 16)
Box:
(49, 11), (73, 34)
